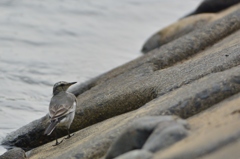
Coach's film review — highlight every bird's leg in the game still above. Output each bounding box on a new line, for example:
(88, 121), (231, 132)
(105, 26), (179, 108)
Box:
(53, 130), (64, 146)
(65, 129), (74, 139)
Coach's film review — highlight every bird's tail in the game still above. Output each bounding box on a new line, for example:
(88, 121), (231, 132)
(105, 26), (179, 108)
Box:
(44, 120), (59, 136)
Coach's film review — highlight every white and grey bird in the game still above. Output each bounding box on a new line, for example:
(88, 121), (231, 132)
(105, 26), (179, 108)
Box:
(44, 81), (77, 146)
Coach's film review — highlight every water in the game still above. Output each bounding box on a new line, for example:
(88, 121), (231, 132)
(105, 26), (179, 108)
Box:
(0, 0), (201, 154)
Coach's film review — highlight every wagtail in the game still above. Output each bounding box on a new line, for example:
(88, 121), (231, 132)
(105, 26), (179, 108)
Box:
(44, 81), (77, 146)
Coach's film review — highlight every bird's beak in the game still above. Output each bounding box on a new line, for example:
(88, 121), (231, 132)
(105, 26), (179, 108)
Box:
(68, 82), (77, 86)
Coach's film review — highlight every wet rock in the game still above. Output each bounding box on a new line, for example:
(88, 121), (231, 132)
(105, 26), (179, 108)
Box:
(104, 116), (188, 159)
(0, 148), (26, 159)
(185, 0), (240, 17)
(115, 150), (153, 159)
(1, 115), (49, 151)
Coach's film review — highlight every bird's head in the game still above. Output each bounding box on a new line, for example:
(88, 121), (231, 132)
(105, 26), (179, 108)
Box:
(53, 81), (77, 95)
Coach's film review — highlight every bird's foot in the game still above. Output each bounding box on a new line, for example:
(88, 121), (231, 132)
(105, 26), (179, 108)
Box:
(65, 133), (74, 139)
(52, 139), (64, 146)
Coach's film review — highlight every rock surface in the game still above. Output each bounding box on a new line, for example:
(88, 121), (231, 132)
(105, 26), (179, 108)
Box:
(25, 65), (240, 159)
(0, 148), (26, 159)
(142, 120), (188, 153)
(142, 3), (240, 53)
(114, 150), (153, 159)
(153, 92), (240, 159)
(185, 0), (240, 17)
(105, 116), (188, 159)
(1, 1), (240, 159)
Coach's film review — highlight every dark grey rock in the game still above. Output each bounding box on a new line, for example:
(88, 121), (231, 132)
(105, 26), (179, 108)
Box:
(0, 148), (26, 159)
(142, 4), (240, 53)
(115, 150), (153, 159)
(1, 115), (49, 151)
(28, 64), (240, 159)
(105, 116), (187, 159)
(153, 93), (240, 159)
(143, 121), (189, 152)
(186, 0), (240, 17)
(141, 14), (214, 53)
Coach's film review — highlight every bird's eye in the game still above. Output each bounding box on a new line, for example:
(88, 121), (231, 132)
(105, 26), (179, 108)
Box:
(60, 84), (64, 86)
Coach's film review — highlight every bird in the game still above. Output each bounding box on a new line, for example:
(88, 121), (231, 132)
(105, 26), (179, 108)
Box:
(44, 81), (77, 146)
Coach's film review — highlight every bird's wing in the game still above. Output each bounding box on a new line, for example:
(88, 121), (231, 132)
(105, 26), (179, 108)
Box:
(49, 92), (76, 119)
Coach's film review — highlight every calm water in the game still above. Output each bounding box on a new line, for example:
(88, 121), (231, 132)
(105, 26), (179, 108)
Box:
(0, 0), (201, 154)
